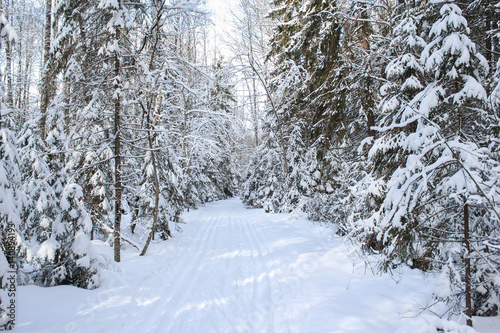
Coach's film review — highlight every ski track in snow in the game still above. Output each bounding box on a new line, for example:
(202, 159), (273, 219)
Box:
(16, 198), (498, 332)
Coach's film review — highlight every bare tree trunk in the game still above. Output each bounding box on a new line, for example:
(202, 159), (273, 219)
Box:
(464, 203), (473, 327)
(113, 25), (122, 263)
(40, 0), (52, 139)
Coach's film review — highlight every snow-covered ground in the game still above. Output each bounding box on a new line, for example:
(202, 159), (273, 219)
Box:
(16, 198), (499, 332)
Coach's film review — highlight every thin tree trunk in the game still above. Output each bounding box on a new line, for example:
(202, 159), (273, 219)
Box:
(464, 203), (473, 327)
(40, 0), (52, 139)
(113, 25), (122, 263)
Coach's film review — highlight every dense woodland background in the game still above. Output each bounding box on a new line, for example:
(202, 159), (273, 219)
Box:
(0, 0), (499, 326)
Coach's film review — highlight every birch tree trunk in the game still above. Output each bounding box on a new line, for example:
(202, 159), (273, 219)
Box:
(40, 0), (52, 139)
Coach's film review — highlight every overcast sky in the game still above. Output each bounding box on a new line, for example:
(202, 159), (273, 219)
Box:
(206, 0), (233, 29)
(205, 0), (237, 59)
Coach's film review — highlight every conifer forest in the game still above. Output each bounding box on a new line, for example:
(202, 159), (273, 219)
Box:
(0, 0), (499, 331)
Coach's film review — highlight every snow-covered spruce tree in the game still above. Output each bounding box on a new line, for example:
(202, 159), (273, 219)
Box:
(242, 116), (286, 212)
(330, 0), (394, 230)
(252, 0), (321, 212)
(17, 117), (58, 247)
(53, 0), (136, 262)
(280, 121), (317, 213)
(175, 66), (237, 208)
(306, 145), (366, 235)
(50, 0), (115, 243)
(17, 0), (107, 286)
(417, 2), (499, 319)
(353, 0), (500, 323)
(205, 62), (239, 199)
(242, 61), (300, 211)
(242, 57), (308, 211)
(25, 99), (102, 289)
(258, 0), (391, 222)
(351, 0), (428, 253)
(247, 110), (319, 214)
(268, 0), (345, 158)
(339, 0), (392, 141)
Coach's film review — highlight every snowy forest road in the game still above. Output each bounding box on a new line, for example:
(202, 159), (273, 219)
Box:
(18, 198), (436, 333)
